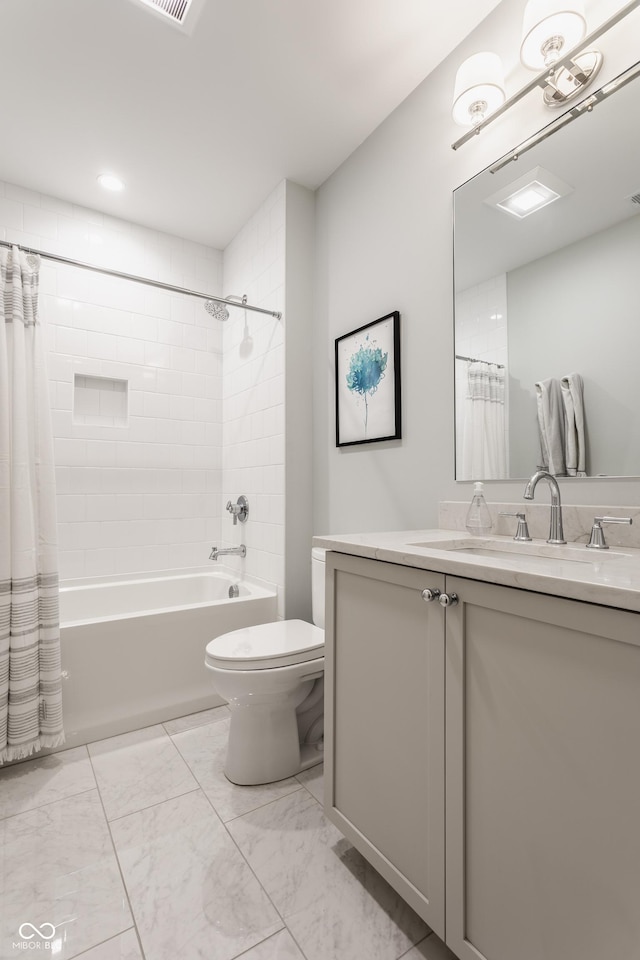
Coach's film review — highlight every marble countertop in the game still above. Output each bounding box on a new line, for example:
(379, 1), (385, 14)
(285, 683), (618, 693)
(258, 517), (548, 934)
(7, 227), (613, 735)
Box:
(312, 528), (640, 614)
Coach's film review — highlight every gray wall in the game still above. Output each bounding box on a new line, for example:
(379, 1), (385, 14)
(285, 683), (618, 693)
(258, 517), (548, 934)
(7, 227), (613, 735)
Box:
(313, 0), (640, 538)
(508, 215), (640, 478)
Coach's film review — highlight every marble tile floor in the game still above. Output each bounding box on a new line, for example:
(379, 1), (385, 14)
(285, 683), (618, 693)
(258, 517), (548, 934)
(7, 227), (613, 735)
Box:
(0, 706), (457, 960)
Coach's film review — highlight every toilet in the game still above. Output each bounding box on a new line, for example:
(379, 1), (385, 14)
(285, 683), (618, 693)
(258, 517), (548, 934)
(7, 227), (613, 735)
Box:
(204, 548), (326, 785)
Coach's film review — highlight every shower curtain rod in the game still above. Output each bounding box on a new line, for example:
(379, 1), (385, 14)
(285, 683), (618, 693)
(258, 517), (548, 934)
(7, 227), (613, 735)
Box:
(456, 354), (505, 368)
(0, 239), (282, 320)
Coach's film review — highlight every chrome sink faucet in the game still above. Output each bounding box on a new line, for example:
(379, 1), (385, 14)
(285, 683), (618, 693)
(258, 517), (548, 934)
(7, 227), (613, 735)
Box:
(523, 470), (566, 544)
(209, 545), (247, 561)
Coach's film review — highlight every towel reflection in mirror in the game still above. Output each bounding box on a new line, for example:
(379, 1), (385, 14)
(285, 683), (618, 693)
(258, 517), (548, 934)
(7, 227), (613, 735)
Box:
(536, 372), (586, 477)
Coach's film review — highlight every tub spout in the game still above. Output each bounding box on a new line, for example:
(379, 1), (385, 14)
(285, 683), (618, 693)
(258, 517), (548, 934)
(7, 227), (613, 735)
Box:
(209, 545), (247, 561)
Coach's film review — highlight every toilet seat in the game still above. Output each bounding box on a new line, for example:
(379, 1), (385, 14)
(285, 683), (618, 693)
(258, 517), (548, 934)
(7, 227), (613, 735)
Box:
(205, 619), (324, 671)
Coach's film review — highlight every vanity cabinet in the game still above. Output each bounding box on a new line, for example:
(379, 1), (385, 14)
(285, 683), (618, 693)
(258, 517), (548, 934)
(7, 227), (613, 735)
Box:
(325, 551), (640, 960)
(324, 552), (447, 935)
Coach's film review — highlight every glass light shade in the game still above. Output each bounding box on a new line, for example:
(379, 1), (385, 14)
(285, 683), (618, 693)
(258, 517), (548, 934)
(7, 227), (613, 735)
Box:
(520, 0), (587, 70)
(452, 52), (506, 127)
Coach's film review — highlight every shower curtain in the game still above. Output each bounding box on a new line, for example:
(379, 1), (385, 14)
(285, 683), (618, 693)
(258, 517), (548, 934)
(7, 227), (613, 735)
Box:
(0, 245), (64, 763)
(461, 360), (507, 480)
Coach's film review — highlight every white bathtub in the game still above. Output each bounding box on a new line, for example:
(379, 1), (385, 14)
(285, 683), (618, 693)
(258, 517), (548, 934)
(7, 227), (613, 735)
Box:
(59, 570), (277, 749)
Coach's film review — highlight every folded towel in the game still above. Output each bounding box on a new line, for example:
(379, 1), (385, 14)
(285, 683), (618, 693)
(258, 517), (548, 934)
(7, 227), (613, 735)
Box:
(535, 377), (566, 476)
(561, 373), (586, 477)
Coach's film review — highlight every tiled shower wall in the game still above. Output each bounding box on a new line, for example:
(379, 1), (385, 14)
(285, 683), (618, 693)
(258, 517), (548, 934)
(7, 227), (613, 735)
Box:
(0, 179), (224, 580)
(221, 182), (286, 617)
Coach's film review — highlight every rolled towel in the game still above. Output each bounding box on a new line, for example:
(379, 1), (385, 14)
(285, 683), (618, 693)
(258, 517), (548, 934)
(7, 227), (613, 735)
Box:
(535, 377), (566, 476)
(561, 373), (586, 477)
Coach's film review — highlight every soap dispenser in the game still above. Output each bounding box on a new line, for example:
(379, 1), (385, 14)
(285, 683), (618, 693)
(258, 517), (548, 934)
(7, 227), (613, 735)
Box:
(465, 481), (492, 536)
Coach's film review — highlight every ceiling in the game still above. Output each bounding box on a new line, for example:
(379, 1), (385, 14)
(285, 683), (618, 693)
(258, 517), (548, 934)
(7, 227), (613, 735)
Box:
(1, 0), (502, 250)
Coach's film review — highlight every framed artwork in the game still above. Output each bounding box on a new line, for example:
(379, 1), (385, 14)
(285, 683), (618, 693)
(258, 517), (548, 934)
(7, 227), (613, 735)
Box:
(335, 311), (401, 447)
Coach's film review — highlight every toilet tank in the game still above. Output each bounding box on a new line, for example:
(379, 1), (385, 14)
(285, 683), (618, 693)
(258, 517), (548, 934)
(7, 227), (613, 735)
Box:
(311, 548), (327, 629)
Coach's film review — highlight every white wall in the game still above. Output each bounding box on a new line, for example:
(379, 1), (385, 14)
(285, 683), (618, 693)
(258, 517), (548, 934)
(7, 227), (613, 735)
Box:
(313, 0), (640, 537)
(0, 179), (224, 581)
(221, 182), (286, 614)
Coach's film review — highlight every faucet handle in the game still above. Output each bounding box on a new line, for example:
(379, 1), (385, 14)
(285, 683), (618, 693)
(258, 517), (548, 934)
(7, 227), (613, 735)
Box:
(586, 516), (632, 550)
(226, 495), (249, 526)
(499, 512), (532, 542)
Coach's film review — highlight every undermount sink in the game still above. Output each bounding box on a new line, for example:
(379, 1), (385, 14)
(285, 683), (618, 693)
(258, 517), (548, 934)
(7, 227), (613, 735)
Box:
(408, 538), (628, 565)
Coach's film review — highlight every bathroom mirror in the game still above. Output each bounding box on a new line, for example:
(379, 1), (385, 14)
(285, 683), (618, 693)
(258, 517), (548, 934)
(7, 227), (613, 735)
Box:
(454, 62), (640, 481)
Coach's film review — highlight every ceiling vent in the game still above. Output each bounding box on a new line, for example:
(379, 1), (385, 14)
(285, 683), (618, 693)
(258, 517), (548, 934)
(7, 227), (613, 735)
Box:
(129, 0), (205, 34)
(133, 0), (197, 28)
(628, 192), (640, 206)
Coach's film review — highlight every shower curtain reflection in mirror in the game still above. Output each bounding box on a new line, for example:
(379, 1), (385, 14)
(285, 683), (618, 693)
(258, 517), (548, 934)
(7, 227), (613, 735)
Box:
(460, 360), (507, 480)
(0, 244), (64, 763)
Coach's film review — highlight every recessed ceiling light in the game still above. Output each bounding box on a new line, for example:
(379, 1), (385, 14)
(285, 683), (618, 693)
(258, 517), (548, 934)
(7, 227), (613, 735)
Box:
(97, 173), (125, 192)
(484, 166), (573, 221)
(497, 181), (560, 219)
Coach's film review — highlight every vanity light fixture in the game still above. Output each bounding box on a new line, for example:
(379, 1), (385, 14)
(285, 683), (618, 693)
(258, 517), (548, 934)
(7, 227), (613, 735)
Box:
(484, 165), (573, 219)
(451, 0), (640, 150)
(97, 173), (125, 192)
(452, 52), (506, 127)
(521, 0), (602, 108)
(520, 0), (586, 70)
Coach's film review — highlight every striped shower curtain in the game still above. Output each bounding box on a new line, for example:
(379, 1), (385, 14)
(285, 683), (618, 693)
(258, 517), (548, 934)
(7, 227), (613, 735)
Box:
(0, 245), (64, 763)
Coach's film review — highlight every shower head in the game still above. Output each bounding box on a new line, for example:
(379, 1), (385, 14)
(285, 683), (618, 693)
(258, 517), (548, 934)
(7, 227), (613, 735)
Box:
(204, 299), (229, 322)
(203, 293), (248, 321)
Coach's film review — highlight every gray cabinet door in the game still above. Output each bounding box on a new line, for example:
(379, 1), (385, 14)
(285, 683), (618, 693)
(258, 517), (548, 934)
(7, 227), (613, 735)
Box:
(325, 552), (446, 935)
(445, 576), (640, 960)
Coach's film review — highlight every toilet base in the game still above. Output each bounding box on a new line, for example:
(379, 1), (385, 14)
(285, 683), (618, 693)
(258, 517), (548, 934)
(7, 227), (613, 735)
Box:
(223, 693), (324, 786)
(224, 739), (323, 786)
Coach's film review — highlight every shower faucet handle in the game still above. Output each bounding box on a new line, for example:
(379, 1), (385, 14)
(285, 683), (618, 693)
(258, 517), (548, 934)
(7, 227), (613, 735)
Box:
(226, 495), (249, 525)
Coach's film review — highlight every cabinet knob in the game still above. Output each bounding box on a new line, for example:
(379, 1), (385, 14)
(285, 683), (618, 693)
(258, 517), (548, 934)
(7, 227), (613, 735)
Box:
(439, 592), (459, 608)
(421, 588), (441, 603)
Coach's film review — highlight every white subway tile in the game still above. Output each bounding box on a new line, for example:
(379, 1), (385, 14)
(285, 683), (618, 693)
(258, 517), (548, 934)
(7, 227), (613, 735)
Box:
(143, 288), (171, 319)
(169, 395), (195, 421)
(156, 369), (183, 394)
(84, 548), (119, 578)
(86, 440), (117, 467)
(85, 495), (117, 522)
(116, 338), (146, 365)
(183, 325), (207, 352)
(5, 183), (41, 206)
(155, 419), (181, 444)
(57, 495), (86, 523)
(59, 550), (86, 580)
(171, 345), (196, 373)
(54, 438), (87, 466)
(144, 341), (172, 369)
(157, 319), (184, 346)
(23, 205), (58, 241)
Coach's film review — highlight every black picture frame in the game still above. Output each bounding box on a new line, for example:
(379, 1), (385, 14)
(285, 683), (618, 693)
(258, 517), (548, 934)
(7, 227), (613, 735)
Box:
(335, 311), (401, 447)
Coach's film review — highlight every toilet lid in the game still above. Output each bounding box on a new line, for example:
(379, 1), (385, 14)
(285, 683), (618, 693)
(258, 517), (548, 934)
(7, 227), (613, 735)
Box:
(205, 620), (324, 671)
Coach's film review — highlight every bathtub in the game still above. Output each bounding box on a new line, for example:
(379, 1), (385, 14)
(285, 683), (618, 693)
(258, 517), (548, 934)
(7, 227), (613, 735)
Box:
(59, 570), (277, 750)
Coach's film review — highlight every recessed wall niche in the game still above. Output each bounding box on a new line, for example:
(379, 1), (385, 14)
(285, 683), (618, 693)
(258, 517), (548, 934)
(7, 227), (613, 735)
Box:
(73, 374), (128, 427)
